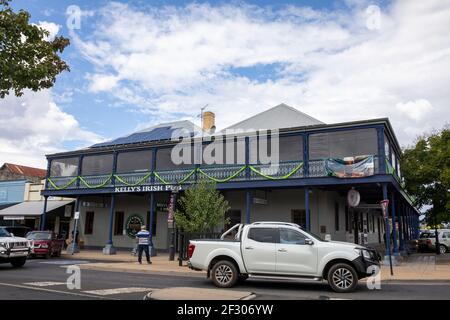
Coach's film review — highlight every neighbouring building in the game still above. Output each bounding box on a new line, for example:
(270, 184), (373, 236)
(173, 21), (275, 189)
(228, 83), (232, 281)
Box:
(0, 163), (47, 183)
(0, 177), (73, 236)
(40, 104), (420, 255)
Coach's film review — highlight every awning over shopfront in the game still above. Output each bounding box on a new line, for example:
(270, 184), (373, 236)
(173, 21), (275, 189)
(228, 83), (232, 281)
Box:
(0, 200), (74, 218)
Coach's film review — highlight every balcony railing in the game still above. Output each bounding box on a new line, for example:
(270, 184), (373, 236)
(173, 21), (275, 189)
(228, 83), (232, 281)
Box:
(46, 155), (391, 191)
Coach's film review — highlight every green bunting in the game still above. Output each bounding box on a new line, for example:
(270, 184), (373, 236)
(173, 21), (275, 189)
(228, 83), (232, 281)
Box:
(47, 162), (304, 189)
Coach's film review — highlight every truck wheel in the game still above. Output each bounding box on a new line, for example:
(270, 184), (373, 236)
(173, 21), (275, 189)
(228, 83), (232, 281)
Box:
(211, 260), (238, 288)
(327, 263), (358, 293)
(10, 257), (27, 268)
(439, 245), (447, 254)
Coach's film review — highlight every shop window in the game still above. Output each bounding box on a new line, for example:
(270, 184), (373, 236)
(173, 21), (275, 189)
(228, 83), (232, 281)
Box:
(291, 209), (306, 228)
(225, 210), (241, 231)
(116, 150), (152, 173)
(82, 154), (113, 175)
(335, 203), (340, 231)
(50, 157), (79, 177)
(114, 211), (124, 235)
(85, 211), (94, 235)
(309, 128), (378, 159)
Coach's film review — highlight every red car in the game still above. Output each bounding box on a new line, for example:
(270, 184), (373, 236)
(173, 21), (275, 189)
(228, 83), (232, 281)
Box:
(26, 231), (64, 258)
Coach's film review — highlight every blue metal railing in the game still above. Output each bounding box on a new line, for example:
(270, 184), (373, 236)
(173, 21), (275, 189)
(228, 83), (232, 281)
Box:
(46, 155), (390, 191)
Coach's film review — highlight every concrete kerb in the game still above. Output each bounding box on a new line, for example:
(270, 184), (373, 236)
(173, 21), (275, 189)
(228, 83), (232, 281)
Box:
(143, 287), (256, 300)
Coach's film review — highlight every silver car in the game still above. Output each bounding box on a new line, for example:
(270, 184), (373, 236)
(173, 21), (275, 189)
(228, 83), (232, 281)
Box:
(418, 229), (450, 254)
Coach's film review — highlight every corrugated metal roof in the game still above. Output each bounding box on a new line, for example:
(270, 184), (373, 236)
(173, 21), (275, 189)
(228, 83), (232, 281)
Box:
(90, 120), (203, 148)
(1, 163), (47, 178)
(224, 103), (324, 131)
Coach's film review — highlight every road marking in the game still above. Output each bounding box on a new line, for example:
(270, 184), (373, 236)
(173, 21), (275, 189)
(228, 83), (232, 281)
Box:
(38, 260), (90, 265)
(0, 282), (118, 300)
(382, 281), (450, 286)
(83, 287), (154, 296)
(23, 281), (66, 287)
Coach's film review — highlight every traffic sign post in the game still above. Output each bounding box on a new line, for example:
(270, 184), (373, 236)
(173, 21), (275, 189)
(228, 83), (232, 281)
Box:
(381, 200), (393, 275)
(67, 211), (80, 255)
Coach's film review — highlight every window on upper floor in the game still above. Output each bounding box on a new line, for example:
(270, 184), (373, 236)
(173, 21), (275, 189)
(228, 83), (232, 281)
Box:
(156, 145), (195, 170)
(384, 133), (391, 159)
(309, 128), (378, 159)
(81, 154), (113, 175)
(116, 150), (152, 173)
(50, 157), (79, 177)
(249, 134), (303, 164)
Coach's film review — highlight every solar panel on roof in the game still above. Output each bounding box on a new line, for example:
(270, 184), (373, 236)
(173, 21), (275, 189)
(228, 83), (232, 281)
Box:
(90, 125), (197, 148)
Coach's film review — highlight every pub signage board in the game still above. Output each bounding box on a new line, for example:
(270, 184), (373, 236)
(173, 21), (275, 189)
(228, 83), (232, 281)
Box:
(114, 185), (182, 193)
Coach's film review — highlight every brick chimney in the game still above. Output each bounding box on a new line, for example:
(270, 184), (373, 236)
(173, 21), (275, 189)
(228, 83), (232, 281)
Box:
(202, 111), (216, 133)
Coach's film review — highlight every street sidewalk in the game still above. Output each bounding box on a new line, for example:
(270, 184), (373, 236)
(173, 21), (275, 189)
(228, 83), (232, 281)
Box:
(62, 249), (205, 276)
(62, 250), (450, 281)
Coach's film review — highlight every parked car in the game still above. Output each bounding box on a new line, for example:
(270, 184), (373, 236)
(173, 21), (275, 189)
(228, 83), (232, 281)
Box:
(0, 227), (32, 268)
(188, 222), (381, 293)
(418, 229), (450, 254)
(26, 231), (64, 258)
(4, 226), (32, 238)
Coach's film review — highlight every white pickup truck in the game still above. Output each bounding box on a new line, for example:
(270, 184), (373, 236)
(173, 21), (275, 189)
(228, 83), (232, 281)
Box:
(0, 227), (32, 268)
(188, 222), (381, 293)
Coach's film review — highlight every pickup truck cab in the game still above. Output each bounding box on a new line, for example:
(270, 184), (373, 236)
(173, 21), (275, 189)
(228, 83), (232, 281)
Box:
(188, 222), (381, 293)
(0, 227), (33, 268)
(27, 231), (64, 258)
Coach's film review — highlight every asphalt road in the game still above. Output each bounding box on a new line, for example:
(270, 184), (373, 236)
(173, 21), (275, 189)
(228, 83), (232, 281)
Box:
(1, 258), (450, 300)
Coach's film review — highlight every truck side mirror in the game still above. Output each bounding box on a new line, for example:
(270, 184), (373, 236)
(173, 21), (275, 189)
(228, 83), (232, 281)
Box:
(305, 238), (314, 245)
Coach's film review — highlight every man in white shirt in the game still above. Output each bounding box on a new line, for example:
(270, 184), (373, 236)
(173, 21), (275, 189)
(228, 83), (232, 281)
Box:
(135, 226), (152, 264)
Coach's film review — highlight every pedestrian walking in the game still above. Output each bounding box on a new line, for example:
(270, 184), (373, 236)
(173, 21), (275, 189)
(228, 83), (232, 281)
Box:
(136, 226), (152, 264)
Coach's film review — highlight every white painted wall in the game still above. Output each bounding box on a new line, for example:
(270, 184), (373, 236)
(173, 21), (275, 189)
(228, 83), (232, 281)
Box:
(78, 193), (171, 250)
(73, 189), (385, 250)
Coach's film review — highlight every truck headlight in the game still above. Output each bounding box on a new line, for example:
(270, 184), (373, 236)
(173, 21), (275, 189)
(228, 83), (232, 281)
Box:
(354, 248), (371, 259)
(0, 242), (6, 248)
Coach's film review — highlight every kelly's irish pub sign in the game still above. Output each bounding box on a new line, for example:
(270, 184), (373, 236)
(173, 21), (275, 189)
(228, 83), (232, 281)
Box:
(114, 185), (181, 193)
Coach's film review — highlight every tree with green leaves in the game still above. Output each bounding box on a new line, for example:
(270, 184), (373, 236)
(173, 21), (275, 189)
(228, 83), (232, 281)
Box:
(0, 0), (70, 98)
(401, 126), (450, 224)
(401, 126), (450, 253)
(175, 180), (231, 233)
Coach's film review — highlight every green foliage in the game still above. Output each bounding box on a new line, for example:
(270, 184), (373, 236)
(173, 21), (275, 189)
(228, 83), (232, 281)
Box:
(175, 180), (231, 233)
(401, 126), (450, 224)
(0, 0), (70, 98)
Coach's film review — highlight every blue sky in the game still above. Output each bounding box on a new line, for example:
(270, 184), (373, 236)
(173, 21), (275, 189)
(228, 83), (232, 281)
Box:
(1, 0), (449, 167)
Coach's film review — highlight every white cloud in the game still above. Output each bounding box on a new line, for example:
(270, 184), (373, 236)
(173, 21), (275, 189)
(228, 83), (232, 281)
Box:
(37, 21), (61, 41)
(396, 99), (433, 121)
(87, 73), (120, 92)
(71, 0), (450, 146)
(0, 90), (102, 168)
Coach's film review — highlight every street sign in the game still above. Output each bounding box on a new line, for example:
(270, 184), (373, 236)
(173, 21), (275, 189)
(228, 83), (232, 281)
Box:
(167, 193), (175, 224)
(380, 199), (389, 218)
(74, 211), (80, 220)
